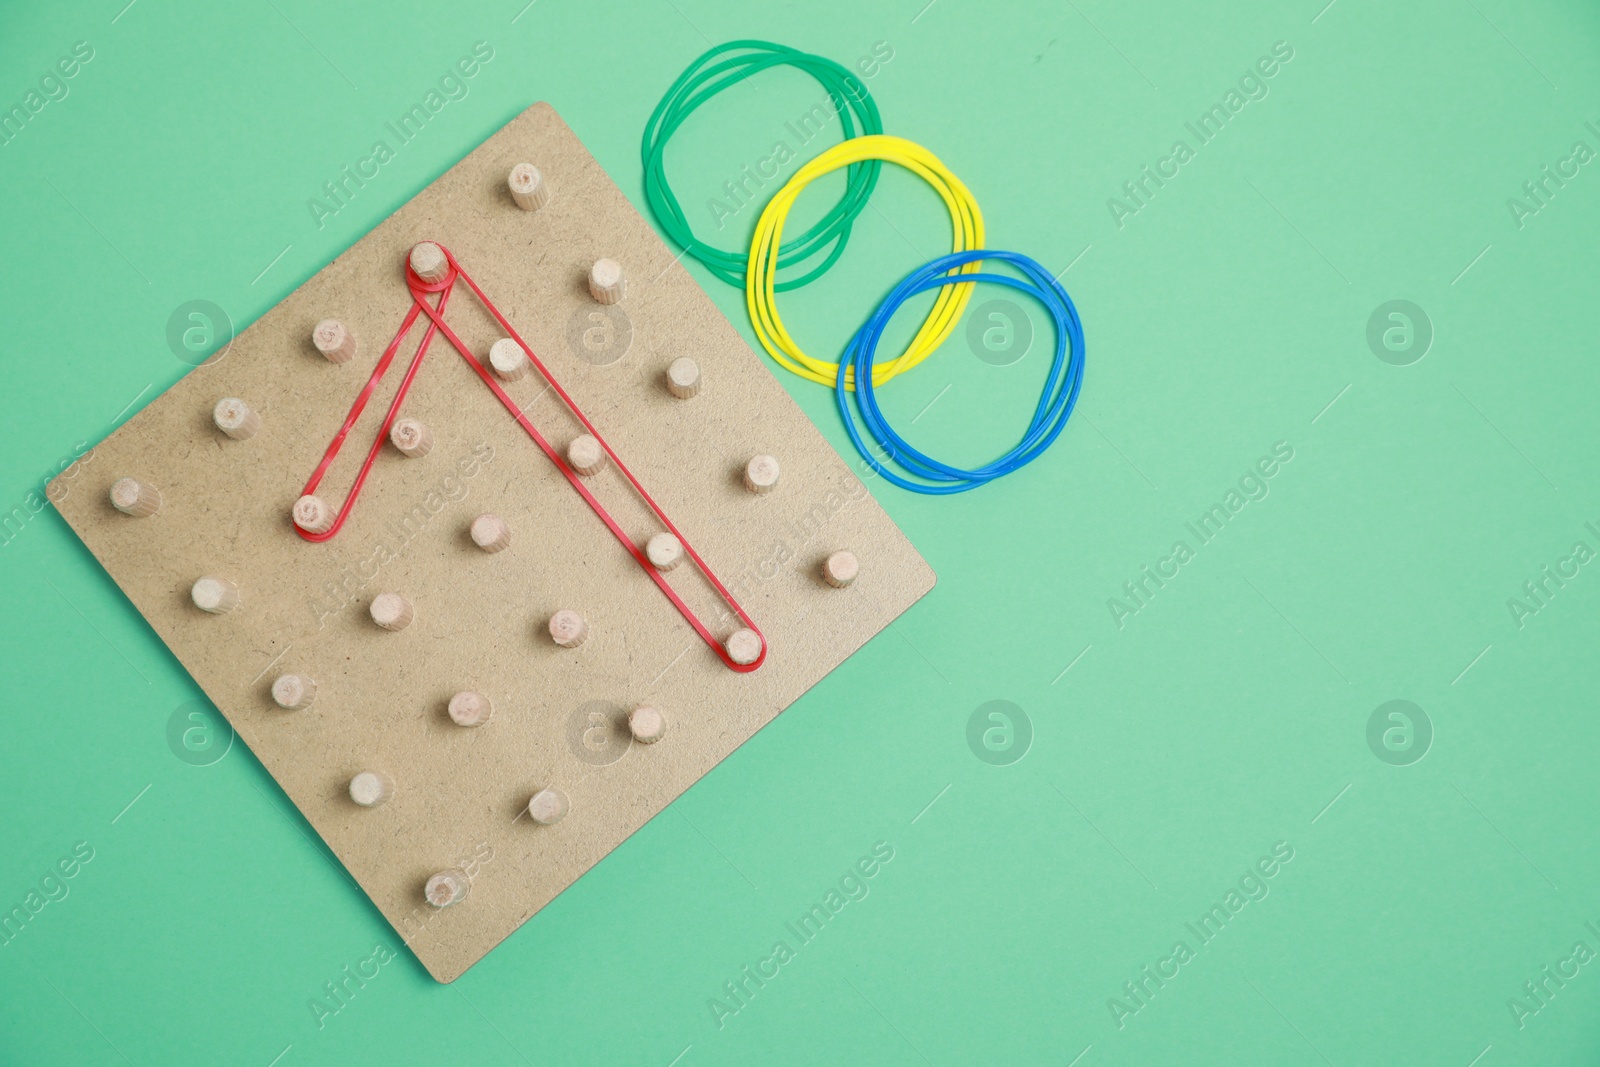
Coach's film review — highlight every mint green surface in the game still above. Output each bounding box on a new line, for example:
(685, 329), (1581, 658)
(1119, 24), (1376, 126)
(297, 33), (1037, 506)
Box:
(4, 1), (1600, 1063)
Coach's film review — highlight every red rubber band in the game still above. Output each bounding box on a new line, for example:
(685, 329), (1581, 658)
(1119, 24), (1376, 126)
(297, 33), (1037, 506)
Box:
(294, 244), (767, 673)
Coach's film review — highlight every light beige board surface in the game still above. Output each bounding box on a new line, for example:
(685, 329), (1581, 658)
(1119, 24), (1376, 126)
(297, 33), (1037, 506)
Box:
(49, 103), (934, 983)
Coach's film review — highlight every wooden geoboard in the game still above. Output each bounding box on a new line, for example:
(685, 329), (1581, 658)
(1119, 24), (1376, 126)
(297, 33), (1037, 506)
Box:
(50, 103), (934, 982)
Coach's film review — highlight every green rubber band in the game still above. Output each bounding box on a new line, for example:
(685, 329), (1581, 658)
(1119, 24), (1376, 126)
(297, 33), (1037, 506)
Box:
(641, 40), (884, 292)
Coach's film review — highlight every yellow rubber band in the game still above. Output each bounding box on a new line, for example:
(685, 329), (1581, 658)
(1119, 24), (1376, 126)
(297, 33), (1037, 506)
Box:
(746, 135), (985, 389)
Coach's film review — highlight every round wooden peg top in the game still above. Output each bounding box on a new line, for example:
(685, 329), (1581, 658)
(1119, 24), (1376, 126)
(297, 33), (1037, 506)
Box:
(349, 771), (394, 808)
(271, 673), (317, 710)
(527, 788), (569, 825)
(470, 513), (511, 553)
(425, 869), (469, 908)
(213, 397), (261, 440)
(110, 477), (161, 517)
(646, 532), (683, 571)
(448, 690), (493, 727)
(666, 357), (701, 398)
(191, 576), (240, 614)
(409, 242), (449, 283)
(293, 494), (335, 534)
(370, 593), (414, 632)
(549, 609), (588, 648)
(629, 705), (666, 744)
(567, 434), (606, 476)
(312, 319), (357, 363)
(726, 628), (763, 665)
(824, 550), (860, 588)
(389, 417), (434, 458)
(744, 454), (780, 494)
(588, 258), (624, 304)
(488, 337), (531, 381)
(508, 163), (550, 211)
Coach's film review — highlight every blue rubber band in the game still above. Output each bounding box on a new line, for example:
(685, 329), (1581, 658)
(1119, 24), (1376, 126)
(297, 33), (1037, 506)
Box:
(836, 249), (1086, 494)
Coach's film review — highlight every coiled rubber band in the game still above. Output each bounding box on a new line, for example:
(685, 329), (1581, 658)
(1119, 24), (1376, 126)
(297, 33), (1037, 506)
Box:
(748, 134), (985, 390)
(838, 249), (1085, 495)
(642, 40), (883, 291)
(293, 245), (766, 672)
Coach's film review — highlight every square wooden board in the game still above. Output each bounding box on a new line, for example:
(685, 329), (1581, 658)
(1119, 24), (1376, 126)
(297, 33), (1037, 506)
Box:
(49, 103), (934, 982)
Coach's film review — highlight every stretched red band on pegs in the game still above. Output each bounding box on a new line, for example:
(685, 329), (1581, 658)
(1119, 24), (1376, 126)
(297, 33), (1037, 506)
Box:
(292, 243), (767, 672)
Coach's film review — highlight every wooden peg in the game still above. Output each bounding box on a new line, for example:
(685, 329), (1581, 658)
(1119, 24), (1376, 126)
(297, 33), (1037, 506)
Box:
(410, 241), (449, 283)
(213, 398), (261, 440)
(349, 771), (394, 808)
(191, 576), (240, 615)
(271, 673), (317, 710)
(824, 550), (859, 589)
(293, 494), (335, 534)
(549, 609), (588, 648)
(470, 513), (511, 553)
(527, 788), (569, 825)
(389, 417), (434, 458)
(588, 258), (624, 304)
(629, 705), (665, 744)
(666, 357), (701, 398)
(488, 337), (531, 382)
(370, 593), (414, 632)
(567, 434), (606, 476)
(646, 532), (683, 572)
(312, 319), (357, 364)
(508, 163), (550, 211)
(743, 454), (780, 494)
(726, 628), (762, 665)
(110, 477), (161, 517)
(448, 690), (493, 727)
(425, 869), (469, 908)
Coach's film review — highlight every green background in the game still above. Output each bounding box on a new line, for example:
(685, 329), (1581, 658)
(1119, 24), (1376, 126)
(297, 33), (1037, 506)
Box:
(3, 0), (1598, 1062)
